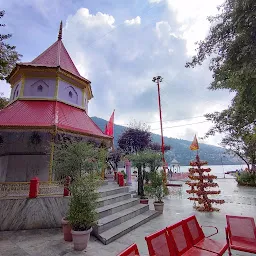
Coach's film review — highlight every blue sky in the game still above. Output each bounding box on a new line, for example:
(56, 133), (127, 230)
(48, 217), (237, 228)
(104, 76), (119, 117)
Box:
(1, 0), (233, 146)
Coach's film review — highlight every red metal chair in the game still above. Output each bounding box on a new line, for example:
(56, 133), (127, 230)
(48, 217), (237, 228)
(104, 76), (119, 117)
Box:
(226, 215), (256, 255)
(117, 243), (140, 256)
(166, 221), (217, 256)
(183, 215), (228, 255)
(145, 228), (176, 256)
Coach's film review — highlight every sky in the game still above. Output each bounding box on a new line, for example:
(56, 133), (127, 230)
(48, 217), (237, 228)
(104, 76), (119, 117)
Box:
(0, 0), (233, 146)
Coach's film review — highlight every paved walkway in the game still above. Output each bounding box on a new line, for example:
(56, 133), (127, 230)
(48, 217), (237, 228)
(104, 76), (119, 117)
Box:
(1, 179), (255, 256)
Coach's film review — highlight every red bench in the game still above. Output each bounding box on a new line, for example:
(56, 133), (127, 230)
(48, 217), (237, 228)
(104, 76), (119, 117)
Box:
(226, 215), (256, 255)
(145, 228), (175, 255)
(117, 243), (140, 256)
(183, 215), (228, 255)
(166, 220), (217, 256)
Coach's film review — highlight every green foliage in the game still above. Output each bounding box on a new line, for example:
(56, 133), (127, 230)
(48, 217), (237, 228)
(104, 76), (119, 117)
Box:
(186, 0), (256, 110)
(121, 170), (127, 179)
(0, 92), (8, 109)
(144, 171), (165, 203)
(53, 142), (102, 180)
(98, 146), (108, 174)
(205, 109), (256, 170)
(68, 174), (100, 231)
(0, 11), (22, 80)
(185, 0), (256, 169)
(236, 172), (256, 186)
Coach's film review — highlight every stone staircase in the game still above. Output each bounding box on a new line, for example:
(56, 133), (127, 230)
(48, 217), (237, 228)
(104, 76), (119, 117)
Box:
(93, 183), (160, 245)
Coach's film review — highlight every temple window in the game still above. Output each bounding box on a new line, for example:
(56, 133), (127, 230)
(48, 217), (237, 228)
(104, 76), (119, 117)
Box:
(37, 85), (43, 92)
(69, 91), (73, 98)
(16, 90), (19, 97)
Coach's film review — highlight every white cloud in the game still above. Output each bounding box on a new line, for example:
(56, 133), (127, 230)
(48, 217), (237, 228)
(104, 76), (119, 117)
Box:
(166, 0), (225, 55)
(124, 16), (141, 26)
(148, 0), (163, 3)
(61, 6), (232, 146)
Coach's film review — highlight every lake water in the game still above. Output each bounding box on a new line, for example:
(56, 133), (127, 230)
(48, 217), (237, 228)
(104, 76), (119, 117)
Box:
(177, 164), (246, 178)
(119, 164), (247, 179)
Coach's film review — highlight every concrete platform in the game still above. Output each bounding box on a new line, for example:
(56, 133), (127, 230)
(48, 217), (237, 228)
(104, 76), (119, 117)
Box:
(0, 179), (255, 255)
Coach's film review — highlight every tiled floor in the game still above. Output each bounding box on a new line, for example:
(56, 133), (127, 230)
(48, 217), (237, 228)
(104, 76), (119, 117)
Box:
(0, 179), (255, 256)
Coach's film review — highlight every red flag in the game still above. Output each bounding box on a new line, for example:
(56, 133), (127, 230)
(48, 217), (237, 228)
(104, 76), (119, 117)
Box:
(105, 110), (114, 136)
(190, 135), (199, 151)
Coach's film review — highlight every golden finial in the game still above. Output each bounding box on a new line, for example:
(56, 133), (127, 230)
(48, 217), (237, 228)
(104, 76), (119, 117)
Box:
(58, 21), (63, 40)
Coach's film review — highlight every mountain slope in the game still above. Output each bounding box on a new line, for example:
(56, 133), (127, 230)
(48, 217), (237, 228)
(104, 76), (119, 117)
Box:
(91, 116), (242, 165)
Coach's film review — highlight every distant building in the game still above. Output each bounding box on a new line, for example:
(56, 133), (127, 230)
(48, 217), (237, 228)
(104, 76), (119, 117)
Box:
(0, 23), (112, 182)
(171, 158), (180, 172)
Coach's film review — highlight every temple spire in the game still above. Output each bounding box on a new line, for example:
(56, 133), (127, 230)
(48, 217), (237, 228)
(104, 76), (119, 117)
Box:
(58, 21), (63, 40)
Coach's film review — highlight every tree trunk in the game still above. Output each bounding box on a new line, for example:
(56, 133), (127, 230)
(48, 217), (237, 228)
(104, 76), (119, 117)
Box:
(137, 166), (144, 197)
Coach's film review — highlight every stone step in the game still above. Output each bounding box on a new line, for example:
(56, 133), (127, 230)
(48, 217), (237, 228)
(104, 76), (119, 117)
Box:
(95, 204), (149, 234)
(101, 180), (109, 186)
(97, 193), (131, 208)
(98, 186), (129, 198)
(94, 210), (161, 245)
(96, 198), (139, 219)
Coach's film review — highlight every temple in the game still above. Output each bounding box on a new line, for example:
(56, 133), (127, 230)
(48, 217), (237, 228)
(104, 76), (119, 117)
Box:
(0, 22), (112, 182)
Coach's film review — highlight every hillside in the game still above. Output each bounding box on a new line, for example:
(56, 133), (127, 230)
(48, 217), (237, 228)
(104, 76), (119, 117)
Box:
(91, 116), (243, 165)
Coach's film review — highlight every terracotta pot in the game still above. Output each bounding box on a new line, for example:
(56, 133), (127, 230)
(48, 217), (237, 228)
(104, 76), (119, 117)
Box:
(154, 202), (164, 213)
(61, 217), (72, 242)
(140, 199), (149, 204)
(71, 227), (92, 251)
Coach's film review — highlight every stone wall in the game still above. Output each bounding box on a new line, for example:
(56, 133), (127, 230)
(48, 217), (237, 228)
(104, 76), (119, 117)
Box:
(0, 131), (51, 182)
(0, 196), (69, 231)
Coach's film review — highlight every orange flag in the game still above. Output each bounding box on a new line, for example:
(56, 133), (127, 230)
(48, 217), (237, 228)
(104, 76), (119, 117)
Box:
(190, 135), (199, 150)
(105, 110), (115, 136)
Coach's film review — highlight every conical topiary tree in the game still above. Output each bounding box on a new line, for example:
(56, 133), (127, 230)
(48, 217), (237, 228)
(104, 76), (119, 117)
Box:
(186, 155), (225, 212)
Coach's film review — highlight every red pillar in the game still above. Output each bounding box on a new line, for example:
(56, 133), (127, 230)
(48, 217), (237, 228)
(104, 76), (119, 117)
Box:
(119, 174), (124, 187)
(63, 176), (71, 196)
(117, 172), (120, 184)
(29, 177), (39, 198)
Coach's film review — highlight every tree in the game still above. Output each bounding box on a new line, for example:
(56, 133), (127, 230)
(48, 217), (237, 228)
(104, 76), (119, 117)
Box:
(53, 142), (100, 180)
(106, 149), (122, 171)
(128, 151), (148, 197)
(0, 10), (22, 80)
(118, 122), (152, 154)
(205, 109), (256, 171)
(0, 92), (8, 109)
(186, 0), (256, 127)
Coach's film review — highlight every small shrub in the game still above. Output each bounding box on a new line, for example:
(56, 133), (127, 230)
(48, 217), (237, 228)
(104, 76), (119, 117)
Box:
(144, 171), (165, 203)
(237, 172), (256, 186)
(68, 173), (100, 231)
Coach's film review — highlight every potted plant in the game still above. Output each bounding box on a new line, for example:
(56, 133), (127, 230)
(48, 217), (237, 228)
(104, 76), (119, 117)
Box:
(68, 174), (99, 251)
(61, 217), (72, 242)
(145, 171), (165, 213)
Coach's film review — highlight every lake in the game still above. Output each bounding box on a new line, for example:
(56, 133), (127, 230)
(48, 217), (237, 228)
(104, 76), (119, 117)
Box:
(118, 164), (247, 179)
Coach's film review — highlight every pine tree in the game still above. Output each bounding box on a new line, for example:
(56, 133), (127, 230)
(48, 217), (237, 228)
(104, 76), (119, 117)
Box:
(186, 155), (225, 212)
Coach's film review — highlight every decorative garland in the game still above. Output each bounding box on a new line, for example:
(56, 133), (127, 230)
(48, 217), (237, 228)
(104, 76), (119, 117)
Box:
(186, 154), (225, 212)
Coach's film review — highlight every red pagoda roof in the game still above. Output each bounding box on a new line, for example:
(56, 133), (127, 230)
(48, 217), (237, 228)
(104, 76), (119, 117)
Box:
(17, 22), (89, 83)
(21, 39), (80, 77)
(0, 100), (111, 139)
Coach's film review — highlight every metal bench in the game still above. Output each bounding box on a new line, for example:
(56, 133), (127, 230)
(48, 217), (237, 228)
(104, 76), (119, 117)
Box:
(117, 243), (140, 256)
(183, 215), (228, 255)
(226, 215), (256, 255)
(145, 228), (175, 256)
(166, 220), (219, 256)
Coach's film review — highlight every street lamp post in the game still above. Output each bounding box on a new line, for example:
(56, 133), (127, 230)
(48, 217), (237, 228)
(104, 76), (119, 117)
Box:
(152, 76), (167, 182)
